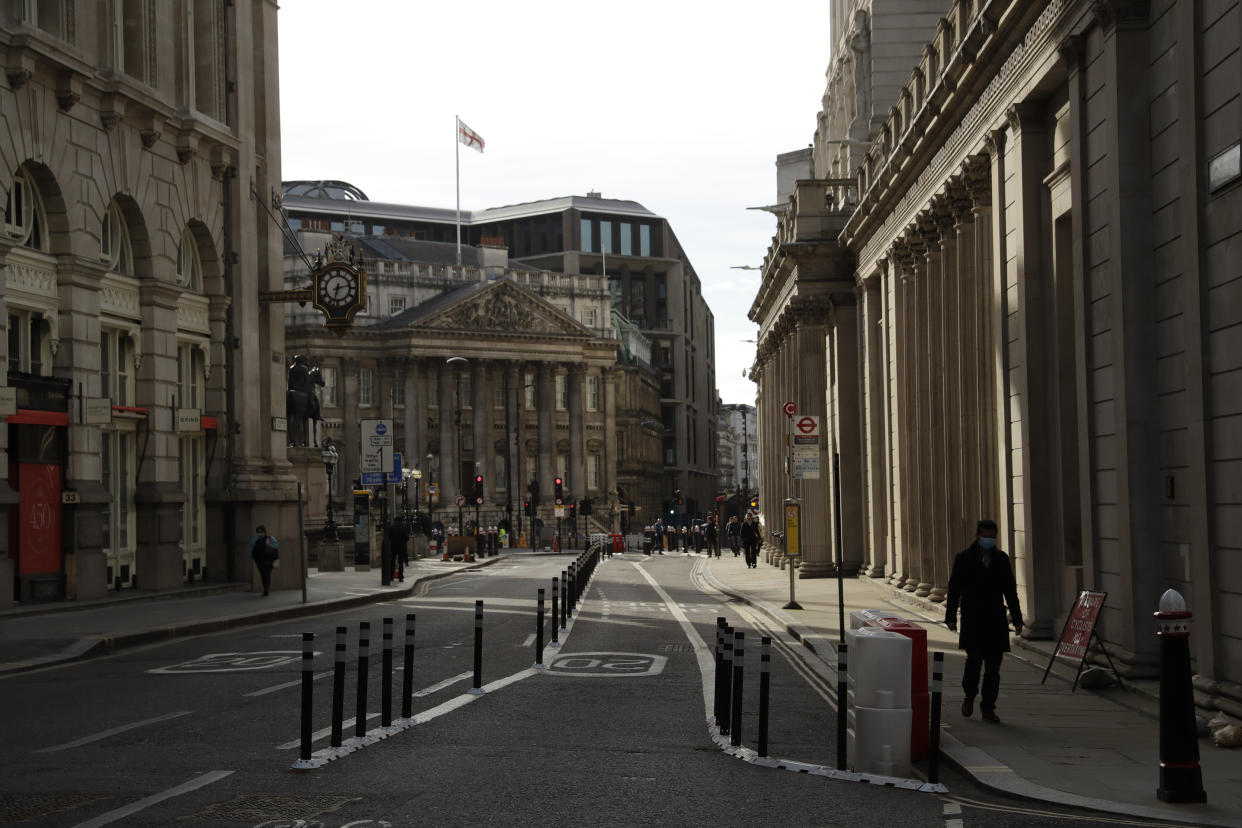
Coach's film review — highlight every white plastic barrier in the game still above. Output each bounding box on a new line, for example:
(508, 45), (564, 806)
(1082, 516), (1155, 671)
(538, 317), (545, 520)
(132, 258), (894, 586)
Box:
(846, 626), (913, 777)
(849, 608), (896, 630)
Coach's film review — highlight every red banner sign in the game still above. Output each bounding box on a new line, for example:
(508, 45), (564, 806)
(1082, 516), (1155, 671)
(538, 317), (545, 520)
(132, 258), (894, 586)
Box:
(1054, 591), (1107, 661)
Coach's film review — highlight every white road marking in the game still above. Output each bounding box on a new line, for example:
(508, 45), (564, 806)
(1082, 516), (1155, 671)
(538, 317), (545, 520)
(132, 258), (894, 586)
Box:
(244, 671), (333, 697)
(68, 770), (232, 827)
(36, 711), (194, 754)
(414, 671), (472, 697)
(629, 563), (715, 717)
(278, 713), (381, 750)
(520, 633), (536, 647)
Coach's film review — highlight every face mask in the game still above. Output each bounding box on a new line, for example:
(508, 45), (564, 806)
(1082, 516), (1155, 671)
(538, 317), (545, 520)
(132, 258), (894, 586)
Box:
(978, 537), (996, 550)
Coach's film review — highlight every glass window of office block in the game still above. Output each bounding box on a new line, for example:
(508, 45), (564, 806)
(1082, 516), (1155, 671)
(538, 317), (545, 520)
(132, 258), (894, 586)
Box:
(620, 223), (632, 255)
(600, 221), (612, 254)
(640, 225), (651, 257)
(580, 218), (592, 252)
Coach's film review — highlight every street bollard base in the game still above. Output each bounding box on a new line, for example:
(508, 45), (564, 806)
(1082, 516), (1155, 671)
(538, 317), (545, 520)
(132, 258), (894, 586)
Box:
(782, 601), (803, 610)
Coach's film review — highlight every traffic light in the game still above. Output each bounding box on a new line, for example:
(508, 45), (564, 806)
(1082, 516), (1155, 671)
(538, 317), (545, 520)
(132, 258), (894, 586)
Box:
(554, 477), (564, 501)
(581, 498), (592, 516)
(473, 474), (484, 500)
(524, 500), (532, 517)
(568, 502), (576, 520)
(528, 479), (538, 495)
(748, 496), (759, 509)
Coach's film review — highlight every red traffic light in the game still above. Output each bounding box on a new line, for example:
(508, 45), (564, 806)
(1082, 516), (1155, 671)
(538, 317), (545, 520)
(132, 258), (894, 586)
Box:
(475, 475), (484, 484)
(554, 476), (562, 486)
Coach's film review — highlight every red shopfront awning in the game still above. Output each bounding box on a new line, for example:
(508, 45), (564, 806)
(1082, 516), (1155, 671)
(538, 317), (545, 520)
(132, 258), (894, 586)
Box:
(7, 409), (68, 426)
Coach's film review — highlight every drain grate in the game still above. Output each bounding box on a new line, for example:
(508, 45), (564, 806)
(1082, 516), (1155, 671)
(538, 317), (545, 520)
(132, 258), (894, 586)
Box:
(0, 793), (107, 821)
(193, 794), (359, 822)
(659, 643), (694, 653)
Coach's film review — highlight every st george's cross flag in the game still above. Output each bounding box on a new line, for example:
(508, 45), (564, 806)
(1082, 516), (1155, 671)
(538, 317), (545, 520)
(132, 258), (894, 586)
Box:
(457, 118), (484, 153)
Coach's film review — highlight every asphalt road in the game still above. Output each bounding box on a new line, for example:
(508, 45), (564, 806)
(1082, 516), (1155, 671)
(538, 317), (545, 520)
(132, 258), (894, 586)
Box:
(0, 553), (1190, 828)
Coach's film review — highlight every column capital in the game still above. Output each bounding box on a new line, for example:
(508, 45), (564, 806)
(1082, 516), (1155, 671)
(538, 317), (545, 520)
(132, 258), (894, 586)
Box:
(963, 154), (992, 207)
(1005, 101), (1046, 137)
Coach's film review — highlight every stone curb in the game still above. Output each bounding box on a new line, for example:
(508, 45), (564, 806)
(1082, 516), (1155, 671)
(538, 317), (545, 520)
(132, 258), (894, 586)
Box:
(0, 556), (505, 677)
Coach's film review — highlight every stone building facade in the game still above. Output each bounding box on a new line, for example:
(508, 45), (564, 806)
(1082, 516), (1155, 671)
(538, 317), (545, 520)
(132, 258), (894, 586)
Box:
(1, 2), (293, 604)
(750, 0), (1241, 714)
(282, 230), (651, 539)
(281, 189), (720, 522)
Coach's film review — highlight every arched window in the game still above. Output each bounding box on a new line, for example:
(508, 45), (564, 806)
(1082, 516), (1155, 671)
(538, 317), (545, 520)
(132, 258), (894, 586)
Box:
(3, 168), (49, 252)
(176, 226), (203, 291)
(101, 201), (134, 275)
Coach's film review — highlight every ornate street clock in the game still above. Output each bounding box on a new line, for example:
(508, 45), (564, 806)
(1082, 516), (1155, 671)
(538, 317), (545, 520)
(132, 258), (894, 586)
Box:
(310, 238), (367, 330)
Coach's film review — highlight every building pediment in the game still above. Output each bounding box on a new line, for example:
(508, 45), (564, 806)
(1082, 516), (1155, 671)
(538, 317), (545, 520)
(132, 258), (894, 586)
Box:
(416, 280), (592, 338)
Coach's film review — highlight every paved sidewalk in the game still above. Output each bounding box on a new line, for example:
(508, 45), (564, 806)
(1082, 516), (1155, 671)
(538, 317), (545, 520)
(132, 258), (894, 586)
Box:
(0, 554), (511, 675)
(694, 549), (1241, 826)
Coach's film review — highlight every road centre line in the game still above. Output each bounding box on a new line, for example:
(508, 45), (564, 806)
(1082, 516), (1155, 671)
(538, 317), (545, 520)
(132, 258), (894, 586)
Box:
(629, 562), (716, 719)
(36, 711), (194, 754)
(415, 670), (472, 697)
(68, 770), (232, 828)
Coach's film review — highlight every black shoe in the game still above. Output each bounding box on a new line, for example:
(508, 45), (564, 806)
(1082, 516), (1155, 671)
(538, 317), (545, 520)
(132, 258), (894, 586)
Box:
(981, 709), (1000, 723)
(961, 698), (974, 717)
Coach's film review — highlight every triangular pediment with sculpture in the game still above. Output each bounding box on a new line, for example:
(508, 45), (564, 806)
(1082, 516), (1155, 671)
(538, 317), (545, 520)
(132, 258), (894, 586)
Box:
(416, 280), (593, 338)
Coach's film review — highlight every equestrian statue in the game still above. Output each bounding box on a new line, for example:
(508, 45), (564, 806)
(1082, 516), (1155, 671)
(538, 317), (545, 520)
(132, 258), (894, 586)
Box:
(287, 354), (325, 447)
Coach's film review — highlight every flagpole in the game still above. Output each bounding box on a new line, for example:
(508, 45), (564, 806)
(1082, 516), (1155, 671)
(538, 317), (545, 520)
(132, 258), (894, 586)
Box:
(455, 115), (462, 267)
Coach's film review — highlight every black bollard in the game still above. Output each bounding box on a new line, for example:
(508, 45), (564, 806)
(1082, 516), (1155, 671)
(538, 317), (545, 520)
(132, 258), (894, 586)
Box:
(355, 622), (370, 739)
(758, 636), (771, 758)
(560, 571), (568, 630)
(331, 626), (346, 748)
(401, 614), (415, 719)
(299, 632), (314, 762)
(836, 643), (848, 770)
(381, 617), (393, 727)
(720, 627), (733, 736)
(730, 631), (745, 748)
(1155, 589), (1207, 803)
(569, 564), (577, 614)
(535, 588), (546, 668)
(929, 651), (944, 784)
(714, 618), (726, 727)
(471, 600), (484, 693)
(551, 578), (561, 644)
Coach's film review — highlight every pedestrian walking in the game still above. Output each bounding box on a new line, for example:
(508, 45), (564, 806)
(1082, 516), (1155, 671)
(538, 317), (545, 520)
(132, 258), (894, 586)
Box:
(249, 525), (279, 596)
(386, 517), (410, 581)
(653, 518), (667, 553)
(740, 514), (761, 568)
(705, 517), (719, 558)
(726, 515), (741, 558)
(944, 519), (1024, 724)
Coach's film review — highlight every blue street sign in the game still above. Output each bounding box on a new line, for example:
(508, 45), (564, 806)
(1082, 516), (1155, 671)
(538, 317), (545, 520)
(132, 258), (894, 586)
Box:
(386, 451), (402, 484)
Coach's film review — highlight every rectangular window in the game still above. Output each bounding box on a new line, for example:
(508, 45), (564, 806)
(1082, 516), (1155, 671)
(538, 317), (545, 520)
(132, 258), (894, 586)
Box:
(494, 454), (507, 490)
(620, 223), (632, 255)
(556, 455), (568, 483)
(390, 296), (406, 316)
(524, 372), (536, 410)
(555, 374), (567, 411)
(586, 376), (600, 412)
(526, 456), (537, 487)
(587, 454), (601, 490)
(100, 327), (134, 405)
(640, 225), (651, 257)
(177, 343), (205, 410)
(461, 374), (473, 409)
(322, 367), (338, 408)
(580, 218), (592, 252)
(394, 378), (405, 407)
(600, 221), (612, 254)
(358, 369), (373, 407)
(494, 382), (505, 409)
(631, 278), (646, 322)
(583, 308), (597, 327)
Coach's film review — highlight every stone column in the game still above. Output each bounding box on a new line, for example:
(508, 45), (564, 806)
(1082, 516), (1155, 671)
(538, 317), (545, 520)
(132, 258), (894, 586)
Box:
(861, 272), (887, 578)
(56, 257), (111, 599)
(829, 296), (864, 576)
(403, 358), (422, 474)
(134, 282), (186, 592)
(472, 359), (490, 500)
(505, 361), (521, 518)
(568, 364), (586, 504)
(931, 193), (958, 600)
(603, 366), (618, 517)
(967, 158), (999, 525)
(888, 241), (915, 589)
(793, 298), (833, 577)
(955, 165), (984, 543)
(537, 362), (555, 505)
(914, 214), (938, 597)
(1006, 101), (1058, 635)
(438, 360), (457, 500)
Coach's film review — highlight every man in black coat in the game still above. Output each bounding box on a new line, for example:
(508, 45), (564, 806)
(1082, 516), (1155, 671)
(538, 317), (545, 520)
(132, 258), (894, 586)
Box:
(944, 519), (1024, 723)
(386, 518), (410, 581)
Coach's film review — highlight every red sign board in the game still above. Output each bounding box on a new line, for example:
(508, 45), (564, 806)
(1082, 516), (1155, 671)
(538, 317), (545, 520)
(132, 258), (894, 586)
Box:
(795, 416), (817, 435)
(782, 401), (797, 417)
(1054, 591), (1107, 661)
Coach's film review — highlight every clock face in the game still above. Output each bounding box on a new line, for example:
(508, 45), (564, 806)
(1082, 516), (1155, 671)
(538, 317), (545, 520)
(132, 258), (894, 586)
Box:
(315, 265), (360, 312)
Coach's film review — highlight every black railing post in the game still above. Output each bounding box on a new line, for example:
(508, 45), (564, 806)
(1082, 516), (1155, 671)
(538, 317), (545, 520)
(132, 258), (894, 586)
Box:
(299, 632), (314, 761)
(929, 650), (943, 784)
(534, 588), (546, 668)
(836, 643), (848, 770)
(758, 636), (771, 758)
(401, 614), (415, 719)
(471, 599), (484, 693)
(355, 622), (370, 739)
(381, 617), (393, 727)
(730, 631), (745, 747)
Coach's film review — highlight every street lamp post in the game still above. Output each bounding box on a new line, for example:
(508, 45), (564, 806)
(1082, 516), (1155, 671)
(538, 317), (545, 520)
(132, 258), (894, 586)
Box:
(321, 440), (339, 541)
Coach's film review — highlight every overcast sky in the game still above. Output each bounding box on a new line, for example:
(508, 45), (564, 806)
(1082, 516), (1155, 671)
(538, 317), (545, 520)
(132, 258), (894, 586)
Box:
(278, 1), (833, 405)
